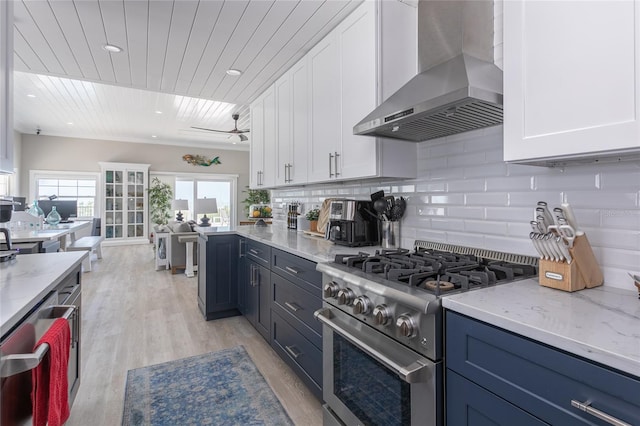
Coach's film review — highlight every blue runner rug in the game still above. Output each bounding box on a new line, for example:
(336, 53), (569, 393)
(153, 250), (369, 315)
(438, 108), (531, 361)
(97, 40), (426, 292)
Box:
(122, 346), (294, 426)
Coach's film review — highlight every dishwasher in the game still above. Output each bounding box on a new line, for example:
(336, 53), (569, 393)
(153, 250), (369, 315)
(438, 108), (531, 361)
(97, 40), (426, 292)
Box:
(0, 265), (82, 425)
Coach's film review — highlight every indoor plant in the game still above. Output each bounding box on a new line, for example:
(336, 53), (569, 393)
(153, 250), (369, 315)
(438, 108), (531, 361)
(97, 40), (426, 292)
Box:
(241, 186), (270, 218)
(305, 208), (320, 232)
(148, 177), (173, 227)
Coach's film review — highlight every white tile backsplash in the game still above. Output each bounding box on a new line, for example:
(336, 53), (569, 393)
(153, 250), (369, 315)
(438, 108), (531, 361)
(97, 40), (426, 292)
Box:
(271, 126), (640, 290)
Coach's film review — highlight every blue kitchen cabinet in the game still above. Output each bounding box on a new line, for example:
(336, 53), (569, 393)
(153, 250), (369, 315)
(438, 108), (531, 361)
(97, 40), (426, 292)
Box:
(270, 248), (323, 400)
(237, 237), (247, 316)
(197, 233), (240, 320)
(244, 239), (272, 342)
(445, 311), (640, 425)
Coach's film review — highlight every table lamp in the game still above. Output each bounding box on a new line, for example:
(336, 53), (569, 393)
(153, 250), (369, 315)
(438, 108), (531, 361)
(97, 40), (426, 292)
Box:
(197, 198), (218, 227)
(172, 199), (189, 222)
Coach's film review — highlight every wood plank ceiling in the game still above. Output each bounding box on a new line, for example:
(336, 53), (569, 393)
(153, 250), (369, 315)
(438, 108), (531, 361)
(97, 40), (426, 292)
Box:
(12, 0), (363, 150)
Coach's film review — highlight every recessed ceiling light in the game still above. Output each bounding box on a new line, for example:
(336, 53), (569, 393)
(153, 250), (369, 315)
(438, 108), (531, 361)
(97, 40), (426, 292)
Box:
(27, 94), (36, 98)
(155, 110), (163, 114)
(67, 122), (73, 125)
(226, 69), (242, 76)
(103, 44), (123, 53)
(151, 135), (157, 138)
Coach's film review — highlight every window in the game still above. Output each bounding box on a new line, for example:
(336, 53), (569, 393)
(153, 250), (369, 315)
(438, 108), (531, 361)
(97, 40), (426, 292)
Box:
(0, 173), (11, 196)
(172, 175), (236, 226)
(30, 171), (100, 218)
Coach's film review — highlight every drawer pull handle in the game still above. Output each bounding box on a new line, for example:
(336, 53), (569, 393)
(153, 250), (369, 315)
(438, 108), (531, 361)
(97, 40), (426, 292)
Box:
(571, 400), (631, 426)
(284, 302), (301, 312)
(249, 249), (260, 255)
(285, 266), (300, 275)
(285, 345), (302, 359)
(0, 305), (75, 378)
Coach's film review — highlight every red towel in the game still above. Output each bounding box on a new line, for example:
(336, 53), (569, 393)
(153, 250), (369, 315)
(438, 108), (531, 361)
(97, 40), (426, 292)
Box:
(31, 318), (71, 426)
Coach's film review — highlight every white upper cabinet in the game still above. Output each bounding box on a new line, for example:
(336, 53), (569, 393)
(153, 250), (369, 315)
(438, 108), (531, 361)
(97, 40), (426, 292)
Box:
(504, 0), (640, 164)
(250, 85), (276, 188)
(337, 2), (378, 180)
(275, 59), (309, 186)
(0, 0), (13, 174)
(249, 0), (417, 187)
(308, 34), (341, 183)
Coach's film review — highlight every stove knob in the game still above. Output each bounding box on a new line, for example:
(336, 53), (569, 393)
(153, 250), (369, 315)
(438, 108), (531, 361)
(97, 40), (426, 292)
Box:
(373, 305), (391, 325)
(396, 314), (417, 338)
(337, 288), (355, 306)
(352, 296), (371, 315)
(323, 281), (340, 298)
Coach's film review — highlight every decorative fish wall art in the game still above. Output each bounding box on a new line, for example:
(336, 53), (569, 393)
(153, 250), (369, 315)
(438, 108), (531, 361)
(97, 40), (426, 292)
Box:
(182, 154), (222, 167)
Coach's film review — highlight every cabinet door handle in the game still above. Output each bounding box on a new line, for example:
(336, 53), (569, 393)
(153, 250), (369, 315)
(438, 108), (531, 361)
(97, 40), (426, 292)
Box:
(329, 153), (334, 177)
(249, 264), (254, 286)
(285, 345), (302, 359)
(334, 151), (340, 176)
(571, 400), (631, 426)
(284, 302), (300, 312)
(239, 239), (245, 257)
(284, 266), (299, 275)
(249, 248), (260, 255)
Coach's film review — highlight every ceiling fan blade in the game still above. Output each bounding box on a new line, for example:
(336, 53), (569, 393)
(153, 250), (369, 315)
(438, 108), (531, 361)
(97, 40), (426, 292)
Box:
(239, 134), (248, 142)
(239, 129), (250, 133)
(190, 126), (228, 133)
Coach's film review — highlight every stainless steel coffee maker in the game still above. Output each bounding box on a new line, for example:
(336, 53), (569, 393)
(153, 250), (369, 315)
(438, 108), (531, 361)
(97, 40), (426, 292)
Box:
(327, 200), (379, 247)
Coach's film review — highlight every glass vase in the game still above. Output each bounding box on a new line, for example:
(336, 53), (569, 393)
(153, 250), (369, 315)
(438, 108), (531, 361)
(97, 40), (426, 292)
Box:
(45, 206), (62, 226)
(27, 200), (44, 218)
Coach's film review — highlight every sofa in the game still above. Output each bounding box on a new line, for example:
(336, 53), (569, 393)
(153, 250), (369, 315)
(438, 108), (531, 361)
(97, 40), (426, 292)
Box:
(157, 221), (199, 274)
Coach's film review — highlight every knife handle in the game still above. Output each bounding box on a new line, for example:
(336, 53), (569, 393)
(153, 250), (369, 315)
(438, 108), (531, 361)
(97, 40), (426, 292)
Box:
(561, 203), (584, 235)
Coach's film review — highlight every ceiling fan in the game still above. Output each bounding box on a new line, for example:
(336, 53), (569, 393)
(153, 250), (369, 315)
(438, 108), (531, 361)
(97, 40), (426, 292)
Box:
(191, 113), (250, 142)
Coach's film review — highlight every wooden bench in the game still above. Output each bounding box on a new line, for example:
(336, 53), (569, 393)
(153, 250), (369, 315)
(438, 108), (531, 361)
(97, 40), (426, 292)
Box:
(66, 236), (104, 272)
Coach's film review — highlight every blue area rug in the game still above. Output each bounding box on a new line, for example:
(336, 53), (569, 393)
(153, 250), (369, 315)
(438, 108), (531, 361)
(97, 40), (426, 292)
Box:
(122, 346), (294, 426)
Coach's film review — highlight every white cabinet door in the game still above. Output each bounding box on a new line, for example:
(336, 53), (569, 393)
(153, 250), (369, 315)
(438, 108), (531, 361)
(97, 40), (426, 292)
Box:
(308, 34), (340, 183)
(262, 86), (276, 188)
(250, 98), (264, 188)
(504, 0), (640, 163)
(290, 59), (309, 185)
(0, 0), (13, 174)
(275, 73), (291, 186)
(337, 1), (378, 179)
(249, 85), (276, 188)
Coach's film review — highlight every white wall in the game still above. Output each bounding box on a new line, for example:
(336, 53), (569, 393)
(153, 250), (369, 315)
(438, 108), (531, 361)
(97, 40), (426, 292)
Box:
(271, 126), (640, 290)
(18, 133), (250, 224)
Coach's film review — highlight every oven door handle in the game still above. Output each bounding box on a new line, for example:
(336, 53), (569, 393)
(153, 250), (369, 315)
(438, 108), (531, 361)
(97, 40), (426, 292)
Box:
(315, 308), (433, 383)
(0, 305), (75, 378)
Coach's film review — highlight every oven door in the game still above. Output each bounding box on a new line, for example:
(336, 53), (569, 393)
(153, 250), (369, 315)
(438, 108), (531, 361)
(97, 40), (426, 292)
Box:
(315, 306), (442, 426)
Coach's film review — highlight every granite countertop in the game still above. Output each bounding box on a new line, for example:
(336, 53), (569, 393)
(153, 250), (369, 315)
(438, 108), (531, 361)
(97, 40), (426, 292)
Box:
(197, 224), (381, 263)
(442, 279), (640, 378)
(0, 251), (87, 337)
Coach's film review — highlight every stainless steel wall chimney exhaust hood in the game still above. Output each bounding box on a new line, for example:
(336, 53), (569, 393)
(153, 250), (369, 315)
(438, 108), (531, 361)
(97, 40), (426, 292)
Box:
(354, 0), (503, 142)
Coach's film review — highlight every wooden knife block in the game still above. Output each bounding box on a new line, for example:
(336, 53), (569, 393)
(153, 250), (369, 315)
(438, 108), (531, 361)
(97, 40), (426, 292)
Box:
(539, 234), (603, 292)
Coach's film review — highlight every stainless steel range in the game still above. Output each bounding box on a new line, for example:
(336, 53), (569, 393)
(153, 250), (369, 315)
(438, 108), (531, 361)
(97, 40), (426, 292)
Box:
(314, 241), (538, 426)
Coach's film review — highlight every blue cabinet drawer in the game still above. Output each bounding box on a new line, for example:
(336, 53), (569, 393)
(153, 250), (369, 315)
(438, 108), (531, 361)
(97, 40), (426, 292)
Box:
(272, 273), (322, 348)
(271, 248), (322, 292)
(447, 370), (548, 426)
(246, 239), (271, 267)
(272, 310), (322, 399)
(446, 311), (640, 426)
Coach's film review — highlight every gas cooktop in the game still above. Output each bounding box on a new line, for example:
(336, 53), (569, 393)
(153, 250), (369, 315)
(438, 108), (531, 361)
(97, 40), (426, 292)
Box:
(333, 243), (539, 297)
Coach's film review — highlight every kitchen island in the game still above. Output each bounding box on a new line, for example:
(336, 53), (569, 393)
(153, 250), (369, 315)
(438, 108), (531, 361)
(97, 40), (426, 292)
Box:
(0, 251), (86, 336)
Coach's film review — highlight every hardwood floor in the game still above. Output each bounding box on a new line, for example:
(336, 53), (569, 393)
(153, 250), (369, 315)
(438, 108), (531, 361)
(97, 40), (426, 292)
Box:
(66, 244), (323, 426)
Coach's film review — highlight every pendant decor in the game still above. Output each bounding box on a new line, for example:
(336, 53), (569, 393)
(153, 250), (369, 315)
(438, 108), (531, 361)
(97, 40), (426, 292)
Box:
(182, 154), (222, 167)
